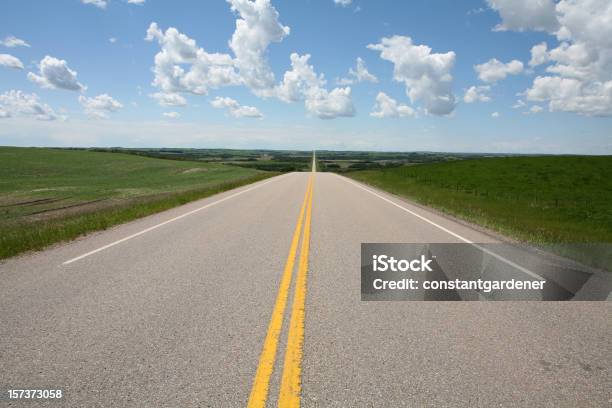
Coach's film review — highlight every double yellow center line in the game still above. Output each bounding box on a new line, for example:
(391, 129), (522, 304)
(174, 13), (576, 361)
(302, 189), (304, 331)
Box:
(248, 173), (314, 408)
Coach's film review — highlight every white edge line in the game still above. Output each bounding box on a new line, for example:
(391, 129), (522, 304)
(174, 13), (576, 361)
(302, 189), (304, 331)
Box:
(62, 174), (289, 265)
(336, 174), (544, 281)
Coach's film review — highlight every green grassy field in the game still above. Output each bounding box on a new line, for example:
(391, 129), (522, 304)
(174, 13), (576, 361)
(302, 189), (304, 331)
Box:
(0, 147), (276, 259)
(348, 156), (612, 270)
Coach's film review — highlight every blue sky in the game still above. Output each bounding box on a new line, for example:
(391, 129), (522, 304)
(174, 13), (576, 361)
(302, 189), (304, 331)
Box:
(0, 0), (611, 153)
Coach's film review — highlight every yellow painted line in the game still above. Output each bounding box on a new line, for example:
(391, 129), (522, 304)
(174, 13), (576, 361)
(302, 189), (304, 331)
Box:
(278, 174), (314, 408)
(247, 175), (313, 408)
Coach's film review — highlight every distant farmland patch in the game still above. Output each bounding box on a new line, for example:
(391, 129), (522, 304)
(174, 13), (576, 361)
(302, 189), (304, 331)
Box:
(86, 147), (503, 173)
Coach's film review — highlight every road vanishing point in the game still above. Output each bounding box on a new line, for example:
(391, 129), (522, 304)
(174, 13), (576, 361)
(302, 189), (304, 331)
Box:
(1, 153), (611, 407)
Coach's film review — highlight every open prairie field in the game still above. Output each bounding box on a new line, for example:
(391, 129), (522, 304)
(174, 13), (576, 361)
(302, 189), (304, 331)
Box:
(348, 156), (612, 269)
(0, 147), (274, 259)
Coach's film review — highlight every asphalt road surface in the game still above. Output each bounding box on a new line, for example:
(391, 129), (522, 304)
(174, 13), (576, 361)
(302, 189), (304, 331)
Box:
(1, 167), (611, 407)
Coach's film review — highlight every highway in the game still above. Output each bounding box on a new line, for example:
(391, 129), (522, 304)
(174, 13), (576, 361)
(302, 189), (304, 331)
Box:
(1, 158), (611, 407)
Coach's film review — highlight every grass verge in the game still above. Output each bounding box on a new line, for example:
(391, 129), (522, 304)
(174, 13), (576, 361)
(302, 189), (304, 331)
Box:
(0, 173), (276, 260)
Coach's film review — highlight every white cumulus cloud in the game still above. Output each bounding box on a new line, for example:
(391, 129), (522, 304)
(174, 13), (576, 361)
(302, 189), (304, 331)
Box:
(475, 58), (524, 83)
(150, 92), (187, 107)
(163, 111), (180, 118)
(79, 94), (123, 118)
(0, 90), (61, 121)
(145, 1), (354, 119)
(145, 23), (240, 95)
(529, 42), (549, 66)
(525, 76), (612, 116)
(28, 56), (86, 91)
(128, 0), (145, 4)
(370, 92), (415, 118)
(0, 35), (30, 48)
(227, 0), (290, 95)
(367, 35), (456, 116)
(337, 57), (378, 85)
(463, 85), (492, 103)
(145, 0), (289, 96)
(210, 96), (263, 118)
(529, 105), (544, 114)
(491, 111), (500, 117)
(0, 54), (24, 69)
(276, 53), (355, 119)
(276, 53), (324, 103)
(489, 0), (612, 116)
(81, 0), (107, 9)
(486, 0), (558, 32)
(334, 0), (353, 6)
(304, 86), (354, 119)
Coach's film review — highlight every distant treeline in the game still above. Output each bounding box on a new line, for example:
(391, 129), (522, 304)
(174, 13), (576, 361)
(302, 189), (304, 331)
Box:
(59, 147), (528, 173)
